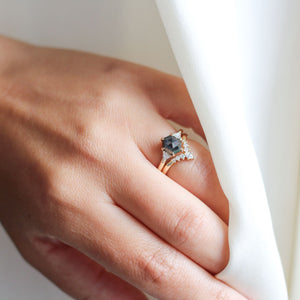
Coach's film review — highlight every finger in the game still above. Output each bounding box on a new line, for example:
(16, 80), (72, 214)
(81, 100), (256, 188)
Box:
(108, 147), (229, 275)
(136, 123), (229, 224)
(19, 235), (147, 300)
(125, 62), (205, 138)
(166, 139), (229, 223)
(56, 200), (246, 300)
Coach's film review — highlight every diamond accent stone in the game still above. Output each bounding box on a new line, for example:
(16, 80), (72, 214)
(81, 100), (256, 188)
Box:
(186, 152), (194, 159)
(172, 131), (182, 139)
(163, 151), (172, 160)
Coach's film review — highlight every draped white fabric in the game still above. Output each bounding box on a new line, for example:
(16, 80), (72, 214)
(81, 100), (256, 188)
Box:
(0, 1), (299, 299)
(156, 1), (300, 300)
(290, 194), (300, 300)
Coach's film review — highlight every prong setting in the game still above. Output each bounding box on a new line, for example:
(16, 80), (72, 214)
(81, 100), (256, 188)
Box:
(160, 130), (194, 170)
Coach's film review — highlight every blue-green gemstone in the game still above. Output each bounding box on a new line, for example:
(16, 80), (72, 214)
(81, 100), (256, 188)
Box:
(162, 135), (182, 154)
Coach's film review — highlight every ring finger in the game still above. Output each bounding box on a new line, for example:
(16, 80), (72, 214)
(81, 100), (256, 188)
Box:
(109, 139), (229, 274)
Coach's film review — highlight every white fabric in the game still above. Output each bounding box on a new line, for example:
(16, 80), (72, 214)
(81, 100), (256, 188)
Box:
(290, 191), (300, 299)
(0, 1), (299, 299)
(156, 1), (300, 300)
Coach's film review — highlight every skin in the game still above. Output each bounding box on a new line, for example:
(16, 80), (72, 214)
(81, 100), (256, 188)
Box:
(0, 36), (246, 300)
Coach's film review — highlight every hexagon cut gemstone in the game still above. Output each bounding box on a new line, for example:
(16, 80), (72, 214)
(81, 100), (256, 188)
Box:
(162, 135), (182, 154)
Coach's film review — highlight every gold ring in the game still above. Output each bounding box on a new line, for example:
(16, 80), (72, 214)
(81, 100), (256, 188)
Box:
(157, 129), (194, 175)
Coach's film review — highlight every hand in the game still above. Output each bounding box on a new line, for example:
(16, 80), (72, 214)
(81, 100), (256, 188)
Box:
(0, 36), (245, 300)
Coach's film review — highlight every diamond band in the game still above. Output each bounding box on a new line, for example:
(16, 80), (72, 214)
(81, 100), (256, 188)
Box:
(157, 129), (194, 174)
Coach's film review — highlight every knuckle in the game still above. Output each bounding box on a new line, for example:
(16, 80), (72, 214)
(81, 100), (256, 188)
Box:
(214, 289), (230, 300)
(43, 164), (81, 214)
(189, 146), (215, 182)
(104, 63), (139, 94)
(172, 209), (206, 247)
(73, 111), (105, 150)
(138, 248), (177, 287)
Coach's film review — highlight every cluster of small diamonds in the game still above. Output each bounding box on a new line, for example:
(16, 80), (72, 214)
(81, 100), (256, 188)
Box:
(169, 140), (194, 163)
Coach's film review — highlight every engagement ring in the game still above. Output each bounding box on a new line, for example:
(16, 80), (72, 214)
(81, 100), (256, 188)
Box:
(157, 129), (194, 175)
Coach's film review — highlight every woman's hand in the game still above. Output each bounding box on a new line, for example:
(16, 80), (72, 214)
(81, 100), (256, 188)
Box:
(0, 36), (245, 300)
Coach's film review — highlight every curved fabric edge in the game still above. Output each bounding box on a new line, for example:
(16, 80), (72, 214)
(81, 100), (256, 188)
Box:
(155, 1), (288, 300)
(290, 178), (300, 300)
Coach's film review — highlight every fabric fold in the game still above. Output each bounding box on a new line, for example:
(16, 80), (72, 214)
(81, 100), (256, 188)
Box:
(155, 1), (288, 299)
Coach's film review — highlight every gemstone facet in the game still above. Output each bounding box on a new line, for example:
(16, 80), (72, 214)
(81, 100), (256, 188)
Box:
(162, 135), (182, 154)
